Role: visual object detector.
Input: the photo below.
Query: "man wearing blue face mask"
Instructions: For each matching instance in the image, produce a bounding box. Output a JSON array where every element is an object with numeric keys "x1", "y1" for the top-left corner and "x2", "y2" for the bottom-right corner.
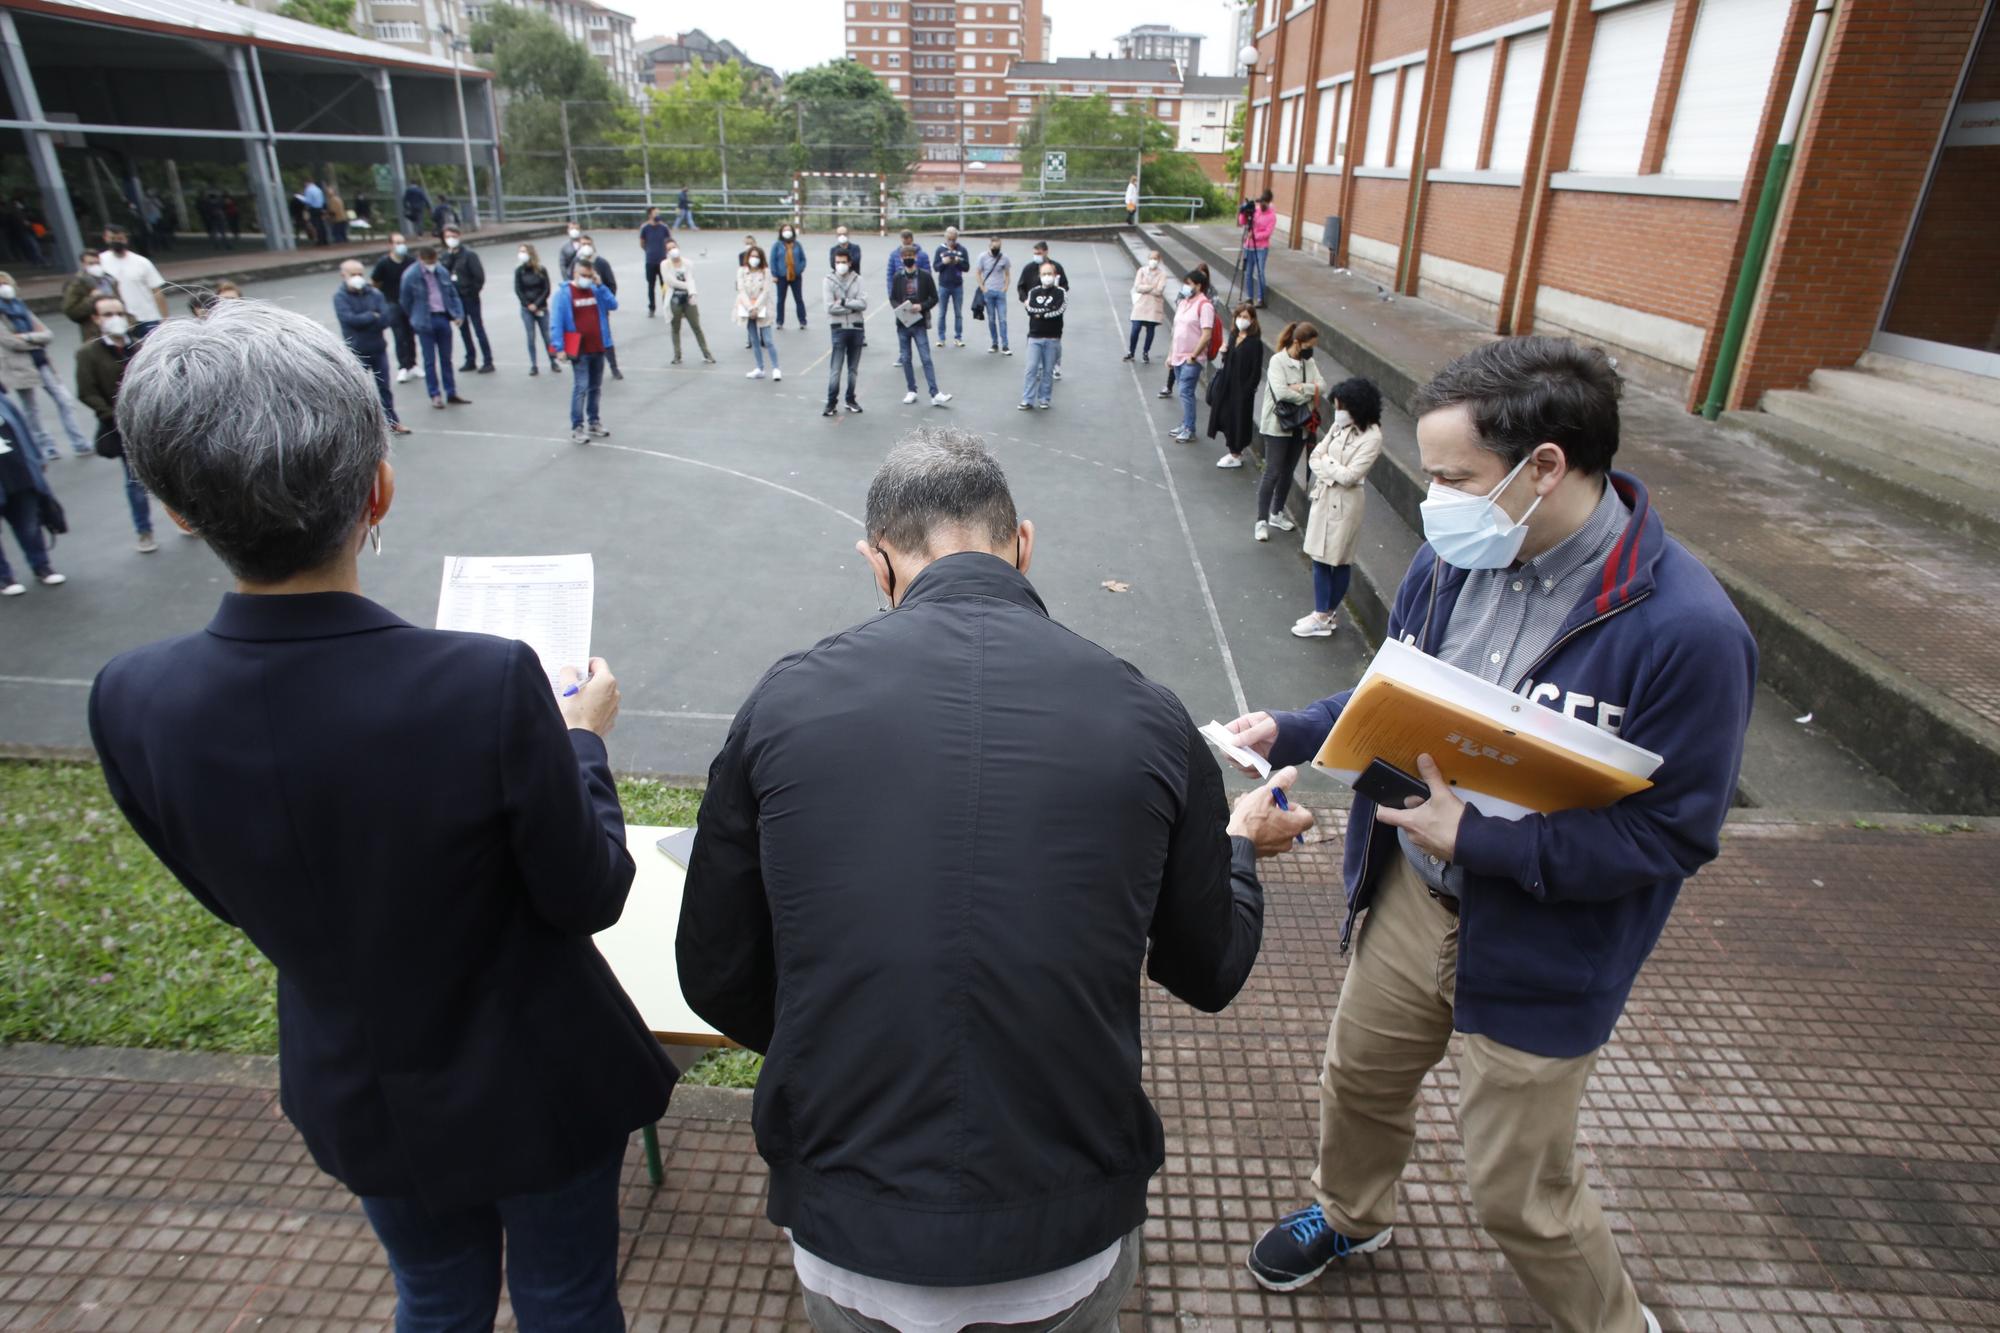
[{"x1": 1219, "y1": 336, "x2": 1754, "y2": 1333}]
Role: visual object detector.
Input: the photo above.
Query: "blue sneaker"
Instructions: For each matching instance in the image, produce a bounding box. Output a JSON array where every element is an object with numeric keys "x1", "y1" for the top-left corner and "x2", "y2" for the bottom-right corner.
[{"x1": 1246, "y1": 1203, "x2": 1392, "y2": 1291}]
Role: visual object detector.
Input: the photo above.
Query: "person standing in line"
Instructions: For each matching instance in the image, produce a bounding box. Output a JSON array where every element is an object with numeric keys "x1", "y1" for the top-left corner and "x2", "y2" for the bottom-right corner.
[
  {"x1": 93, "y1": 302, "x2": 673, "y2": 1332},
  {"x1": 889, "y1": 245, "x2": 950, "y2": 408},
  {"x1": 333, "y1": 260, "x2": 411, "y2": 438},
  {"x1": 1167, "y1": 269, "x2": 1217, "y2": 444},
  {"x1": 549, "y1": 258, "x2": 617, "y2": 445},
  {"x1": 770, "y1": 224, "x2": 808, "y2": 330},
  {"x1": 371, "y1": 233, "x2": 418, "y2": 385},
  {"x1": 1157, "y1": 262, "x2": 1211, "y2": 399},
  {"x1": 735, "y1": 244, "x2": 781, "y2": 382},
  {"x1": 97, "y1": 229, "x2": 167, "y2": 339},
  {"x1": 397, "y1": 245, "x2": 471, "y2": 411},
  {"x1": 440, "y1": 226, "x2": 495, "y2": 376},
  {"x1": 1125, "y1": 173, "x2": 1140, "y2": 226},
  {"x1": 74, "y1": 295, "x2": 155, "y2": 553},
  {"x1": 514, "y1": 243, "x2": 559, "y2": 377},
  {"x1": 1019, "y1": 258, "x2": 1065, "y2": 411},
  {"x1": 822, "y1": 250, "x2": 868, "y2": 417},
  {"x1": 829, "y1": 224, "x2": 863, "y2": 274},
  {"x1": 558, "y1": 222, "x2": 583, "y2": 281},
  {"x1": 734, "y1": 234, "x2": 760, "y2": 351},
  {"x1": 664, "y1": 245, "x2": 715, "y2": 367},
  {"x1": 0, "y1": 273, "x2": 91, "y2": 459},
  {"x1": 885, "y1": 229, "x2": 931, "y2": 368},
  {"x1": 430, "y1": 195, "x2": 458, "y2": 241},
  {"x1": 1015, "y1": 241, "x2": 1069, "y2": 379},
  {"x1": 1127, "y1": 249, "x2": 1169, "y2": 363},
  {"x1": 932, "y1": 226, "x2": 968, "y2": 348},
  {"x1": 976, "y1": 237, "x2": 1011, "y2": 355},
  {"x1": 0, "y1": 389, "x2": 65, "y2": 597},
  {"x1": 1254, "y1": 321, "x2": 1325, "y2": 542},
  {"x1": 638, "y1": 207, "x2": 674, "y2": 318},
  {"x1": 576, "y1": 237, "x2": 624, "y2": 381},
  {"x1": 401, "y1": 180, "x2": 430, "y2": 238},
  {"x1": 1293, "y1": 377, "x2": 1383, "y2": 638},
  {"x1": 1207, "y1": 303, "x2": 1266, "y2": 469},
  {"x1": 1224, "y1": 339, "x2": 1751, "y2": 1333},
  {"x1": 1243, "y1": 189, "x2": 1277, "y2": 308},
  {"x1": 298, "y1": 177, "x2": 329, "y2": 246},
  {"x1": 61, "y1": 249, "x2": 119, "y2": 346}
]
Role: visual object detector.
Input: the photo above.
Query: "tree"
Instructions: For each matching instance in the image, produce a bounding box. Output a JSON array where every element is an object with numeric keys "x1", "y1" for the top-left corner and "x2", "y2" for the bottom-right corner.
[
  {"x1": 273, "y1": 0, "x2": 354, "y2": 31},
  {"x1": 648, "y1": 60, "x2": 789, "y2": 203},
  {"x1": 780, "y1": 60, "x2": 914, "y2": 185},
  {"x1": 471, "y1": 7, "x2": 630, "y2": 199},
  {"x1": 1016, "y1": 92, "x2": 1228, "y2": 218},
  {"x1": 1223, "y1": 100, "x2": 1247, "y2": 192}
]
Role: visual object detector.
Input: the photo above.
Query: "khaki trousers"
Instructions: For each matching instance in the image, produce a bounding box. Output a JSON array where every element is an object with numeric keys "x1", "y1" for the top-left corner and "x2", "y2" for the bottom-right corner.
[{"x1": 1312, "y1": 855, "x2": 1643, "y2": 1333}]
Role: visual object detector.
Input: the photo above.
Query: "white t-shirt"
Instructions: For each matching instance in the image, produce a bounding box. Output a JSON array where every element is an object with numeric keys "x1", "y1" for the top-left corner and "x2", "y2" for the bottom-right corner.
[
  {"x1": 98, "y1": 251, "x2": 166, "y2": 324},
  {"x1": 1126, "y1": 182, "x2": 1139, "y2": 208},
  {"x1": 791, "y1": 1238, "x2": 1121, "y2": 1333}
]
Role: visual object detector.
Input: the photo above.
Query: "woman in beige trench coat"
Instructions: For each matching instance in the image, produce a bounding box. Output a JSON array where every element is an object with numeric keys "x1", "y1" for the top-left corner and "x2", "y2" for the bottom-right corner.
[{"x1": 1294, "y1": 375, "x2": 1384, "y2": 638}]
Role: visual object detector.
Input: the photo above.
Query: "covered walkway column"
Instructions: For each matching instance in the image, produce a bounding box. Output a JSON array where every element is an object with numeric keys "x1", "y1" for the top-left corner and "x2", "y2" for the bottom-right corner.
[
  {"x1": 0, "y1": 9, "x2": 82, "y2": 272},
  {"x1": 375, "y1": 68, "x2": 409, "y2": 213},
  {"x1": 225, "y1": 45, "x2": 292, "y2": 251}
]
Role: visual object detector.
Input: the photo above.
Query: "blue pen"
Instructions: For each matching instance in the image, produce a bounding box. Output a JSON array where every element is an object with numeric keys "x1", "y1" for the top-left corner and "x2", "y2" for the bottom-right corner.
[
  {"x1": 561, "y1": 671, "x2": 592, "y2": 698},
  {"x1": 1271, "y1": 786, "x2": 1306, "y2": 844}
]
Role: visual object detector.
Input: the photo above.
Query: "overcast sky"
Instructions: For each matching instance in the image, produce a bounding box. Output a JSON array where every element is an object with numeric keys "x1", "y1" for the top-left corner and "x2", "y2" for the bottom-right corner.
[{"x1": 619, "y1": 0, "x2": 1248, "y2": 79}]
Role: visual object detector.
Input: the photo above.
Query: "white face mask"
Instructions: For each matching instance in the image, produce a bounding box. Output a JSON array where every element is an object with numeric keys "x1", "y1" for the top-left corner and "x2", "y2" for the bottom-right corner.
[
  {"x1": 0, "y1": 285, "x2": 15, "y2": 301},
  {"x1": 101, "y1": 316, "x2": 129, "y2": 337},
  {"x1": 781, "y1": 230, "x2": 794, "y2": 240},
  {"x1": 837, "y1": 233, "x2": 848, "y2": 242},
  {"x1": 446, "y1": 236, "x2": 461, "y2": 249},
  {"x1": 1419, "y1": 456, "x2": 1545, "y2": 571},
  {"x1": 1332, "y1": 408, "x2": 1353, "y2": 429},
  {"x1": 1235, "y1": 317, "x2": 1252, "y2": 332},
  {"x1": 577, "y1": 246, "x2": 594, "y2": 260},
  {"x1": 567, "y1": 228, "x2": 580, "y2": 239},
  {"x1": 1178, "y1": 284, "x2": 1193, "y2": 299},
  {"x1": 748, "y1": 256, "x2": 762, "y2": 268},
  {"x1": 835, "y1": 262, "x2": 850, "y2": 274},
  {"x1": 1147, "y1": 258, "x2": 1160, "y2": 269},
  {"x1": 517, "y1": 251, "x2": 529, "y2": 263},
  {"x1": 1040, "y1": 273, "x2": 1057, "y2": 287},
  {"x1": 393, "y1": 244, "x2": 407, "y2": 257},
  {"x1": 85, "y1": 264, "x2": 105, "y2": 276},
  {"x1": 345, "y1": 275, "x2": 367, "y2": 291},
  {"x1": 667, "y1": 250, "x2": 680, "y2": 263}
]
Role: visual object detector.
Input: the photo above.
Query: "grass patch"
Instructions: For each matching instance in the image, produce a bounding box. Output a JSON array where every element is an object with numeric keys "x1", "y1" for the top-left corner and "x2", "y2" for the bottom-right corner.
[
  {"x1": 1, "y1": 758, "x2": 703, "y2": 1055},
  {"x1": 681, "y1": 1048, "x2": 763, "y2": 1088}
]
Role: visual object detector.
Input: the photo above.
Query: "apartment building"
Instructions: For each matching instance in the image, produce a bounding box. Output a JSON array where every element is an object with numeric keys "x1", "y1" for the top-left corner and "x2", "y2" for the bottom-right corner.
[
  {"x1": 237, "y1": 0, "x2": 468, "y2": 61},
  {"x1": 1003, "y1": 57, "x2": 1185, "y2": 138},
  {"x1": 843, "y1": 0, "x2": 1046, "y2": 178},
  {"x1": 641, "y1": 30, "x2": 778, "y2": 91},
  {"x1": 462, "y1": 0, "x2": 642, "y2": 99},
  {"x1": 1116, "y1": 23, "x2": 1203, "y2": 72},
  {"x1": 1238, "y1": 0, "x2": 2000, "y2": 410},
  {"x1": 1177, "y1": 73, "x2": 1242, "y2": 183}
]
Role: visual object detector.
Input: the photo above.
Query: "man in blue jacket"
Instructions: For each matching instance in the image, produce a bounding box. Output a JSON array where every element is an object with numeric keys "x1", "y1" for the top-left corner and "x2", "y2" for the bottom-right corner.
[
  {"x1": 1225, "y1": 336, "x2": 1754, "y2": 1333},
  {"x1": 332, "y1": 260, "x2": 410, "y2": 436},
  {"x1": 548, "y1": 257, "x2": 617, "y2": 446},
  {"x1": 397, "y1": 246, "x2": 470, "y2": 411},
  {"x1": 931, "y1": 225, "x2": 969, "y2": 349}
]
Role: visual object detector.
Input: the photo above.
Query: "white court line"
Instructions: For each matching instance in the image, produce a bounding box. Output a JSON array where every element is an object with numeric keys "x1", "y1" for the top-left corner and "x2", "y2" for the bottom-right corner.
[
  {"x1": 1088, "y1": 247, "x2": 1248, "y2": 718},
  {"x1": 626, "y1": 709, "x2": 737, "y2": 723},
  {"x1": 0, "y1": 675, "x2": 92, "y2": 689}
]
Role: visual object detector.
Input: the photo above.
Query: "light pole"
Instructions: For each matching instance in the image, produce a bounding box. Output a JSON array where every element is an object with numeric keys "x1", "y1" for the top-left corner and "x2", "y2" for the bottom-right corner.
[{"x1": 440, "y1": 24, "x2": 481, "y2": 229}]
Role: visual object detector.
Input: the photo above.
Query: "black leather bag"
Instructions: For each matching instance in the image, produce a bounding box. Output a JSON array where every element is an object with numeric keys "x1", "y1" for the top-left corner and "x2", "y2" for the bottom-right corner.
[
  {"x1": 37, "y1": 489, "x2": 67, "y2": 546},
  {"x1": 93, "y1": 424, "x2": 122, "y2": 460}
]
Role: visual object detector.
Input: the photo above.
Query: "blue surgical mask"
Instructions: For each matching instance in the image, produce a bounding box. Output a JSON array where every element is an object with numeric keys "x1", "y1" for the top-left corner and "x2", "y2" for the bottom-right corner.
[
  {"x1": 1178, "y1": 284, "x2": 1193, "y2": 299},
  {"x1": 1418, "y1": 456, "x2": 1544, "y2": 570}
]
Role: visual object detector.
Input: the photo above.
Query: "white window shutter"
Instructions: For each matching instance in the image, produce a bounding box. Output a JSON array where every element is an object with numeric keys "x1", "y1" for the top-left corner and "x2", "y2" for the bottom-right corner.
[
  {"x1": 1440, "y1": 45, "x2": 1495, "y2": 171},
  {"x1": 1364, "y1": 71, "x2": 1397, "y2": 165},
  {"x1": 1568, "y1": 0, "x2": 1674, "y2": 174},
  {"x1": 1488, "y1": 30, "x2": 1549, "y2": 173},
  {"x1": 1336, "y1": 80, "x2": 1354, "y2": 167},
  {"x1": 1662, "y1": 0, "x2": 1791, "y2": 179},
  {"x1": 1393, "y1": 62, "x2": 1427, "y2": 168},
  {"x1": 1313, "y1": 87, "x2": 1338, "y2": 164}
]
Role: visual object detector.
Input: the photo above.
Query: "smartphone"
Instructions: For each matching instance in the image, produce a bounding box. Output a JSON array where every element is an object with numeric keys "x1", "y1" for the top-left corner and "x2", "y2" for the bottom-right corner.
[{"x1": 1353, "y1": 758, "x2": 1432, "y2": 809}]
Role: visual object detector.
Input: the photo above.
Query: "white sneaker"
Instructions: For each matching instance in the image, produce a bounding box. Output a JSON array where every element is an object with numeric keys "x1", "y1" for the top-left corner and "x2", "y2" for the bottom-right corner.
[
  {"x1": 937, "y1": 338, "x2": 947, "y2": 347},
  {"x1": 747, "y1": 368, "x2": 765, "y2": 379},
  {"x1": 1017, "y1": 402, "x2": 1032, "y2": 410},
  {"x1": 1, "y1": 583, "x2": 23, "y2": 596},
  {"x1": 903, "y1": 391, "x2": 919, "y2": 404},
  {"x1": 38, "y1": 572, "x2": 66, "y2": 586},
  {"x1": 1053, "y1": 367, "x2": 1062, "y2": 379},
  {"x1": 1291, "y1": 613, "x2": 1335, "y2": 639},
  {"x1": 1267, "y1": 511, "x2": 1296, "y2": 532},
  {"x1": 772, "y1": 368, "x2": 783, "y2": 381},
  {"x1": 1216, "y1": 453, "x2": 1244, "y2": 468},
  {"x1": 135, "y1": 533, "x2": 158, "y2": 554},
  {"x1": 395, "y1": 367, "x2": 410, "y2": 383},
  {"x1": 931, "y1": 392, "x2": 953, "y2": 407},
  {"x1": 1642, "y1": 1308, "x2": 1661, "y2": 1333},
  {"x1": 1254, "y1": 521, "x2": 1269, "y2": 542}
]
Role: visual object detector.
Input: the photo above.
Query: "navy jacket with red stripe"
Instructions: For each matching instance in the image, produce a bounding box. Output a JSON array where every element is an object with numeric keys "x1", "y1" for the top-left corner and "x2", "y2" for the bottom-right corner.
[{"x1": 1269, "y1": 470, "x2": 1757, "y2": 1058}]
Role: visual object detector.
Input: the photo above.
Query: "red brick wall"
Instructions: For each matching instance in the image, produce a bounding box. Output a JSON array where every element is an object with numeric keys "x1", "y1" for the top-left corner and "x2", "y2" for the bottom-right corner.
[
  {"x1": 1733, "y1": 0, "x2": 1992, "y2": 406},
  {"x1": 1537, "y1": 192, "x2": 1742, "y2": 327},
  {"x1": 1369, "y1": 0, "x2": 1434, "y2": 58},
  {"x1": 1454, "y1": 0, "x2": 1554, "y2": 34},
  {"x1": 1420, "y1": 182, "x2": 1522, "y2": 273},
  {"x1": 1350, "y1": 174, "x2": 1410, "y2": 245},
  {"x1": 1319, "y1": 0, "x2": 1367, "y2": 76},
  {"x1": 1281, "y1": 9, "x2": 1317, "y2": 89}
]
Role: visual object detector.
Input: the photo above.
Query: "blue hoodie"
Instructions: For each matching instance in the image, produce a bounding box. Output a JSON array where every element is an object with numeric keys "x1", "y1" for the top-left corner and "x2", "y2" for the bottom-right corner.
[{"x1": 1267, "y1": 472, "x2": 1756, "y2": 1058}]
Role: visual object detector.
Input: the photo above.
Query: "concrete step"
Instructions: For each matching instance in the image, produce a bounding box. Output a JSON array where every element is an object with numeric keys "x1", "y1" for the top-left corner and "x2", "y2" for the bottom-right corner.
[
  {"x1": 1759, "y1": 389, "x2": 2000, "y2": 490},
  {"x1": 1806, "y1": 368, "x2": 2000, "y2": 449},
  {"x1": 1724, "y1": 405, "x2": 2000, "y2": 550},
  {"x1": 1859, "y1": 350, "x2": 2000, "y2": 408}
]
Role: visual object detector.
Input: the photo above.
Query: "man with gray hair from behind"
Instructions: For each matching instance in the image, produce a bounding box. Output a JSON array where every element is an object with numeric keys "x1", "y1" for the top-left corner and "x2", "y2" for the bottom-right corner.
[
  {"x1": 679, "y1": 427, "x2": 1314, "y2": 1332},
  {"x1": 88, "y1": 300, "x2": 673, "y2": 1330}
]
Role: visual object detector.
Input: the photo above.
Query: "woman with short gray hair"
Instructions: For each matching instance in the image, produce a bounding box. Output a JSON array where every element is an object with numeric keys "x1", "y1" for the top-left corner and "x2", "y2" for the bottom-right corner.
[{"x1": 89, "y1": 300, "x2": 675, "y2": 1329}]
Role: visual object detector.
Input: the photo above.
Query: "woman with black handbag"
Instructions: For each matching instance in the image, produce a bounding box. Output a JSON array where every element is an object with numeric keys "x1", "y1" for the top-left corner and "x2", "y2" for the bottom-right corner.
[
  {"x1": 0, "y1": 390, "x2": 65, "y2": 596},
  {"x1": 1254, "y1": 321, "x2": 1325, "y2": 542},
  {"x1": 1207, "y1": 303, "x2": 1266, "y2": 469}
]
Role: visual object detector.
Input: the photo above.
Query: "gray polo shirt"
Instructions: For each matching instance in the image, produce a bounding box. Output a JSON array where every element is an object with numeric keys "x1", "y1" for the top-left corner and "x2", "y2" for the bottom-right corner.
[{"x1": 1402, "y1": 480, "x2": 1630, "y2": 894}]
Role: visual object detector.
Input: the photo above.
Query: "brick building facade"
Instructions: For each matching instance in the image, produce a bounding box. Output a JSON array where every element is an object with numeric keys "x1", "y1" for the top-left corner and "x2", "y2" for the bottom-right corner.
[
  {"x1": 842, "y1": 0, "x2": 1045, "y2": 181},
  {"x1": 1240, "y1": 0, "x2": 1998, "y2": 409}
]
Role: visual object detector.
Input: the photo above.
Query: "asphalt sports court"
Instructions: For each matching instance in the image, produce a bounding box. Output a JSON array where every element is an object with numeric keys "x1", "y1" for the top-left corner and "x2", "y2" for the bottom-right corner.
[{"x1": 0, "y1": 231, "x2": 1366, "y2": 790}]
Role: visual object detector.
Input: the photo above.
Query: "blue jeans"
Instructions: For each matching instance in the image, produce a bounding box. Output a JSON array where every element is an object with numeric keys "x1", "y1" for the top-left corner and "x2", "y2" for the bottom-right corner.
[
  {"x1": 359, "y1": 345, "x2": 400, "y2": 425},
  {"x1": 748, "y1": 322, "x2": 779, "y2": 371},
  {"x1": 359, "y1": 1148, "x2": 625, "y2": 1333},
  {"x1": 1312, "y1": 560, "x2": 1352, "y2": 614},
  {"x1": 34, "y1": 365, "x2": 91, "y2": 455},
  {"x1": 569, "y1": 351, "x2": 605, "y2": 428},
  {"x1": 0, "y1": 488, "x2": 52, "y2": 583},
  {"x1": 416, "y1": 311, "x2": 457, "y2": 398},
  {"x1": 1173, "y1": 360, "x2": 1201, "y2": 435},
  {"x1": 936, "y1": 287, "x2": 962, "y2": 339},
  {"x1": 1022, "y1": 337, "x2": 1058, "y2": 406},
  {"x1": 1244, "y1": 248, "x2": 1269, "y2": 303},
  {"x1": 521, "y1": 307, "x2": 551, "y2": 368},
  {"x1": 897, "y1": 323, "x2": 937, "y2": 395},
  {"x1": 774, "y1": 277, "x2": 806, "y2": 326},
  {"x1": 7, "y1": 385, "x2": 59, "y2": 459},
  {"x1": 827, "y1": 327, "x2": 863, "y2": 404},
  {"x1": 1128, "y1": 320, "x2": 1158, "y2": 357},
  {"x1": 674, "y1": 205, "x2": 695, "y2": 229},
  {"x1": 983, "y1": 291, "x2": 1009, "y2": 349},
  {"x1": 120, "y1": 453, "x2": 152, "y2": 536}
]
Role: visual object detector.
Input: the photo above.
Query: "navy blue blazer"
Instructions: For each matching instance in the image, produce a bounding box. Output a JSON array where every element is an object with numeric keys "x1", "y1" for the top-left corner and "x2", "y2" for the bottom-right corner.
[{"x1": 89, "y1": 592, "x2": 675, "y2": 1206}]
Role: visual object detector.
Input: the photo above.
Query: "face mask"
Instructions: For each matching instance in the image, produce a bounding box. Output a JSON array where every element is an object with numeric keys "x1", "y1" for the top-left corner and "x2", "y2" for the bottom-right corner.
[
  {"x1": 1040, "y1": 274, "x2": 1057, "y2": 287},
  {"x1": 421, "y1": 263, "x2": 436, "y2": 273},
  {"x1": 393, "y1": 244, "x2": 408, "y2": 257},
  {"x1": 1333, "y1": 408, "x2": 1353, "y2": 429},
  {"x1": 1235, "y1": 317, "x2": 1251, "y2": 332},
  {"x1": 346, "y1": 275, "x2": 367, "y2": 291},
  {"x1": 517, "y1": 251, "x2": 530, "y2": 263},
  {"x1": 1419, "y1": 455, "x2": 1545, "y2": 571},
  {"x1": 748, "y1": 257, "x2": 762, "y2": 268},
  {"x1": 101, "y1": 316, "x2": 129, "y2": 337},
  {"x1": 667, "y1": 250, "x2": 680, "y2": 262},
  {"x1": 445, "y1": 236, "x2": 460, "y2": 249},
  {"x1": 990, "y1": 245, "x2": 1001, "y2": 254},
  {"x1": 782, "y1": 230, "x2": 794, "y2": 240},
  {"x1": 1147, "y1": 258, "x2": 1160, "y2": 269},
  {"x1": 109, "y1": 243, "x2": 128, "y2": 255},
  {"x1": 837, "y1": 234, "x2": 848, "y2": 243},
  {"x1": 578, "y1": 246, "x2": 594, "y2": 260},
  {"x1": 835, "y1": 262, "x2": 850, "y2": 274},
  {"x1": 1297, "y1": 346, "x2": 1314, "y2": 361},
  {"x1": 567, "y1": 228, "x2": 580, "y2": 239},
  {"x1": 0, "y1": 285, "x2": 14, "y2": 301},
  {"x1": 904, "y1": 262, "x2": 917, "y2": 273},
  {"x1": 1178, "y1": 284, "x2": 1193, "y2": 299},
  {"x1": 85, "y1": 264, "x2": 104, "y2": 276}
]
